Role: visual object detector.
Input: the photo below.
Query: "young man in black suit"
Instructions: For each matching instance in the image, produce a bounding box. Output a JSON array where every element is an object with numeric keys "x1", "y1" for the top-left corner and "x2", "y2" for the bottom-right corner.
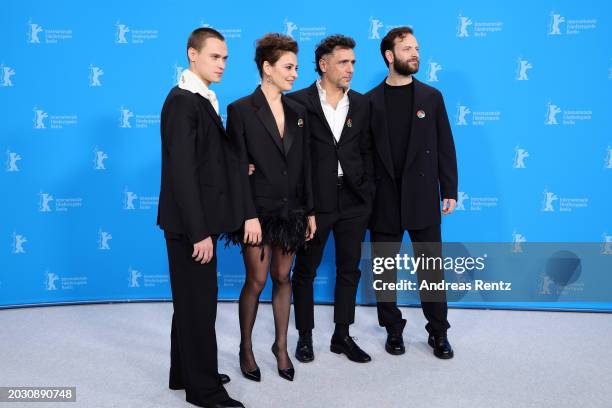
[
  {"x1": 157, "y1": 28, "x2": 244, "y2": 408},
  {"x1": 366, "y1": 26, "x2": 458, "y2": 359},
  {"x1": 288, "y1": 35, "x2": 376, "y2": 363}
]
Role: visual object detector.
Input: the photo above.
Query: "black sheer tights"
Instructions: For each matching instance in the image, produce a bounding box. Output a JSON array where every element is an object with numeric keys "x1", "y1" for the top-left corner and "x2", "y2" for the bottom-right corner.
[{"x1": 239, "y1": 245, "x2": 294, "y2": 371}]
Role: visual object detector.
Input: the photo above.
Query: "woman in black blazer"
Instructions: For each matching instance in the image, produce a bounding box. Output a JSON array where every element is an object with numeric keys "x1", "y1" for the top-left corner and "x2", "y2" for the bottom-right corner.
[{"x1": 225, "y1": 33, "x2": 316, "y2": 382}]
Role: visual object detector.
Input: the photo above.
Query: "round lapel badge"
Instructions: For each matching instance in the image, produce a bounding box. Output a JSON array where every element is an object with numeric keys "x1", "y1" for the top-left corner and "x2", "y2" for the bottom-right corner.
[{"x1": 417, "y1": 110, "x2": 426, "y2": 119}]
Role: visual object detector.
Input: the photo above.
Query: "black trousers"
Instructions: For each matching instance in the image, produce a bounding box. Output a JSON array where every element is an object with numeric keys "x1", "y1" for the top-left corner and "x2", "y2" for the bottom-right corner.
[
  {"x1": 292, "y1": 185, "x2": 370, "y2": 332},
  {"x1": 371, "y1": 224, "x2": 450, "y2": 337},
  {"x1": 165, "y1": 234, "x2": 228, "y2": 406}
]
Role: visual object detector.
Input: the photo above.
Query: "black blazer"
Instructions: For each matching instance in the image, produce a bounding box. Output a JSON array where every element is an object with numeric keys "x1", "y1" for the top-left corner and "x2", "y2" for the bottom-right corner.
[
  {"x1": 157, "y1": 86, "x2": 244, "y2": 243},
  {"x1": 226, "y1": 86, "x2": 313, "y2": 220},
  {"x1": 366, "y1": 78, "x2": 458, "y2": 233},
  {"x1": 287, "y1": 82, "x2": 375, "y2": 214}
]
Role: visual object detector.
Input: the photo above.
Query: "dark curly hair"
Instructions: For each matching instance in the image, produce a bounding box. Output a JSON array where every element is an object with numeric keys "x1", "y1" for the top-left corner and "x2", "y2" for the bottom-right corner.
[
  {"x1": 314, "y1": 34, "x2": 356, "y2": 75},
  {"x1": 254, "y1": 33, "x2": 299, "y2": 77}
]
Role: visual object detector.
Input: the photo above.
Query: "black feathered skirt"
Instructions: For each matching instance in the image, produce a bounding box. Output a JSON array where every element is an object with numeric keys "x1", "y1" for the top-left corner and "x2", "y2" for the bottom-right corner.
[{"x1": 222, "y1": 209, "x2": 309, "y2": 255}]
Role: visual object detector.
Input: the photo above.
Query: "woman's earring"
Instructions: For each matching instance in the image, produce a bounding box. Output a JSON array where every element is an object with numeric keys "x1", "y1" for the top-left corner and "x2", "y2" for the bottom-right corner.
[{"x1": 266, "y1": 75, "x2": 273, "y2": 83}]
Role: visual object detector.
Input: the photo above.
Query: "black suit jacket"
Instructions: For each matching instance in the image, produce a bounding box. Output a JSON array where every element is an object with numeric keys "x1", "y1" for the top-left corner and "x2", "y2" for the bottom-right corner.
[
  {"x1": 157, "y1": 86, "x2": 244, "y2": 243},
  {"x1": 287, "y1": 82, "x2": 375, "y2": 214},
  {"x1": 366, "y1": 78, "x2": 458, "y2": 233},
  {"x1": 226, "y1": 86, "x2": 313, "y2": 220}
]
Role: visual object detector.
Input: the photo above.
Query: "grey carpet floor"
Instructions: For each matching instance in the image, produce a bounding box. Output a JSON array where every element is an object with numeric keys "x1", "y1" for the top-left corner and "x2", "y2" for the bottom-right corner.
[{"x1": 0, "y1": 302, "x2": 610, "y2": 408}]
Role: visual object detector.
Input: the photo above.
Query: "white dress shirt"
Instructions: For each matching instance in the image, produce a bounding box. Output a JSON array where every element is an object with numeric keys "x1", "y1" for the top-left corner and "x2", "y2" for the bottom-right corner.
[
  {"x1": 178, "y1": 68, "x2": 220, "y2": 115},
  {"x1": 316, "y1": 79, "x2": 349, "y2": 177}
]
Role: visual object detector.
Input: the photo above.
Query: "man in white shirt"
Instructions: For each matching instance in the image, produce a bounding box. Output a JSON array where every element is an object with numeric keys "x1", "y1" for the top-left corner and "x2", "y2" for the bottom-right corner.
[
  {"x1": 287, "y1": 35, "x2": 376, "y2": 364},
  {"x1": 158, "y1": 27, "x2": 245, "y2": 408}
]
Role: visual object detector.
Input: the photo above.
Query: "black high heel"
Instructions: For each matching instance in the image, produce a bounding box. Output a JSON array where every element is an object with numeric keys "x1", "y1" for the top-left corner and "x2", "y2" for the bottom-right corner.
[
  {"x1": 271, "y1": 343, "x2": 295, "y2": 381},
  {"x1": 239, "y1": 347, "x2": 261, "y2": 382}
]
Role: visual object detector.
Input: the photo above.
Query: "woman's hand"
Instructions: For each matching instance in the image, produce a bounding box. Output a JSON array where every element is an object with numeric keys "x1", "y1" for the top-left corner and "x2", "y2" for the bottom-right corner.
[{"x1": 244, "y1": 218, "x2": 262, "y2": 245}]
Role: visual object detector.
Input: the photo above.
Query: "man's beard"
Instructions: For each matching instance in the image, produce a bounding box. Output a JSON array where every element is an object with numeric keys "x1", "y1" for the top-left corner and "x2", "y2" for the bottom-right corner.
[{"x1": 393, "y1": 56, "x2": 419, "y2": 76}]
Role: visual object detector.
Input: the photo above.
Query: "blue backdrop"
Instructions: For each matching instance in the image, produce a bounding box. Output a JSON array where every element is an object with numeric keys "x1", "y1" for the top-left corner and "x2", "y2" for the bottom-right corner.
[{"x1": 1, "y1": 0, "x2": 610, "y2": 310}]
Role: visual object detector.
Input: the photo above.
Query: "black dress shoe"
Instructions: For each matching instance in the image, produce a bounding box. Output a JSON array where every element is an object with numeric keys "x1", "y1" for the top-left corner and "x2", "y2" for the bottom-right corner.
[
  {"x1": 428, "y1": 335, "x2": 454, "y2": 359},
  {"x1": 206, "y1": 397, "x2": 245, "y2": 408},
  {"x1": 219, "y1": 373, "x2": 231, "y2": 384},
  {"x1": 330, "y1": 334, "x2": 371, "y2": 363},
  {"x1": 295, "y1": 333, "x2": 314, "y2": 363},
  {"x1": 271, "y1": 343, "x2": 295, "y2": 381},
  {"x1": 385, "y1": 333, "x2": 405, "y2": 355},
  {"x1": 239, "y1": 349, "x2": 261, "y2": 382}
]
